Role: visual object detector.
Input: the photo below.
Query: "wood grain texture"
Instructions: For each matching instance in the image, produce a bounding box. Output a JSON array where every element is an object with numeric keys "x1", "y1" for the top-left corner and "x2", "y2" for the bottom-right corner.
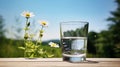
[{"x1": 0, "y1": 58, "x2": 120, "y2": 67}]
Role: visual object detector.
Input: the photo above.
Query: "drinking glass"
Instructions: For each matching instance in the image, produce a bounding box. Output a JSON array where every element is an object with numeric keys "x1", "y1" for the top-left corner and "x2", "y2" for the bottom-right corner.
[{"x1": 60, "y1": 21, "x2": 89, "y2": 62}]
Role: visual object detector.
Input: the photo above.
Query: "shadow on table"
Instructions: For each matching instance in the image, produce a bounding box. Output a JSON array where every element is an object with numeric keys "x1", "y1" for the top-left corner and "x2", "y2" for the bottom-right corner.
[{"x1": 67, "y1": 60, "x2": 99, "y2": 64}]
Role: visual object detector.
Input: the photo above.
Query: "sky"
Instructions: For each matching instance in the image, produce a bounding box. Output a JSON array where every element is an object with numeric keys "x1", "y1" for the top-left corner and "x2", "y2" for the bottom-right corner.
[{"x1": 0, "y1": 0, "x2": 117, "y2": 40}]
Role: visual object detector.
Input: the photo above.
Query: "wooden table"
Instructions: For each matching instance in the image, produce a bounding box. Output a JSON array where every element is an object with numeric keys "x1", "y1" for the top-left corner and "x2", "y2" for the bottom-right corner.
[{"x1": 0, "y1": 58, "x2": 120, "y2": 67}]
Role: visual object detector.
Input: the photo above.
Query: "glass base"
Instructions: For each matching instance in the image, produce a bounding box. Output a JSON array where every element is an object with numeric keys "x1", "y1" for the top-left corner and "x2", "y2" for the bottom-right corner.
[
  {"x1": 70, "y1": 57, "x2": 86, "y2": 62},
  {"x1": 63, "y1": 53, "x2": 86, "y2": 63},
  {"x1": 63, "y1": 56, "x2": 86, "y2": 63}
]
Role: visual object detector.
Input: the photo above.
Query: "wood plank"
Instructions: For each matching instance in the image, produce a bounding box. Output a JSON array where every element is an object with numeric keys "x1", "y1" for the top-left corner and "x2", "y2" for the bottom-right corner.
[{"x1": 0, "y1": 58, "x2": 120, "y2": 67}]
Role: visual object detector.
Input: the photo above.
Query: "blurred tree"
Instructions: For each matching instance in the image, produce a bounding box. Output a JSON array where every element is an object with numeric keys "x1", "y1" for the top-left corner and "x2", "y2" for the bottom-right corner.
[
  {"x1": 0, "y1": 15, "x2": 4, "y2": 37},
  {"x1": 95, "y1": 31, "x2": 115, "y2": 57},
  {"x1": 87, "y1": 31, "x2": 97, "y2": 54},
  {"x1": 107, "y1": 0, "x2": 120, "y2": 57},
  {"x1": 87, "y1": 0, "x2": 120, "y2": 58}
]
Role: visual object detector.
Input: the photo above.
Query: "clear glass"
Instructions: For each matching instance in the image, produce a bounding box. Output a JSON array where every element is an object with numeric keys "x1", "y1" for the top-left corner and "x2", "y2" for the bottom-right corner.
[{"x1": 60, "y1": 21, "x2": 89, "y2": 62}]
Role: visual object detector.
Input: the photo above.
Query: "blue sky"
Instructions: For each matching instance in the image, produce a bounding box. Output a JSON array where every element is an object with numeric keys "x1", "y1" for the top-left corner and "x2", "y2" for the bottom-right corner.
[{"x1": 0, "y1": 0, "x2": 117, "y2": 40}]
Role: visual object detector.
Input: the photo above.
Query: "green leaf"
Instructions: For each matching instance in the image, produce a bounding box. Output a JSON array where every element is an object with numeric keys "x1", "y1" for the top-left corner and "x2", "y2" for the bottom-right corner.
[
  {"x1": 38, "y1": 48, "x2": 44, "y2": 54},
  {"x1": 35, "y1": 45, "x2": 39, "y2": 49},
  {"x1": 31, "y1": 45, "x2": 35, "y2": 49},
  {"x1": 48, "y1": 54, "x2": 54, "y2": 58},
  {"x1": 26, "y1": 49, "x2": 34, "y2": 52},
  {"x1": 29, "y1": 53, "x2": 34, "y2": 58},
  {"x1": 25, "y1": 42, "x2": 32, "y2": 47},
  {"x1": 18, "y1": 47, "x2": 25, "y2": 50}
]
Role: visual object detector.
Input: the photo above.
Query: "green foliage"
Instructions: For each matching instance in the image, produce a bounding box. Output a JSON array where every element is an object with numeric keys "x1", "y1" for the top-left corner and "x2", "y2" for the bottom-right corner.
[
  {"x1": 0, "y1": 38, "x2": 62, "y2": 58},
  {"x1": 106, "y1": 0, "x2": 120, "y2": 57},
  {"x1": 41, "y1": 45, "x2": 62, "y2": 57},
  {"x1": 0, "y1": 38, "x2": 24, "y2": 57},
  {"x1": 87, "y1": 31, "x2": 97, "y2": 54},
  {"x1": 87, "y1": 0, "x2": 120, "y2": 58}
]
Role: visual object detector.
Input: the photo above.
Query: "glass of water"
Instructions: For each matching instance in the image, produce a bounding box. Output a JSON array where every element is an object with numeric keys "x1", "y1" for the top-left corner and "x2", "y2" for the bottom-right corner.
[{"x1": 60, "y1": 21, "x2": 89, "y2": 62}]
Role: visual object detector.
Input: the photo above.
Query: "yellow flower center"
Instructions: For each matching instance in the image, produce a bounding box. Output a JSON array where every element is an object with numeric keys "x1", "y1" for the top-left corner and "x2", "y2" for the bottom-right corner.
[
  {"x1": 26, "y1": 13, "x2": 30, "y2": 18},
  {"x1": 42, "y1": 22, "x2": 46, "y2": 25}
]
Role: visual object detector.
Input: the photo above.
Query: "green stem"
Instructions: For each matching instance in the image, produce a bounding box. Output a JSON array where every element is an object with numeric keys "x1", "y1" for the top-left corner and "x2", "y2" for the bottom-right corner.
[
  {"x1": 35, "y1": 37, "x2": 40, "y2": 46},
  {"x1": 25, "y1": 18, "x2": 29, "y2": 33},
  {"x1": 39, "y1": 26, "x2": 44, "y2": 45},
  {"x1": 35, "y1": 26, "x2": 44, "y2": 46},
  {"x1": 39, "y1": 36, "x2": 42, "y2": 45},
  {"x1": 24, "y1": 18, "x2": 29, "y2": 57}
]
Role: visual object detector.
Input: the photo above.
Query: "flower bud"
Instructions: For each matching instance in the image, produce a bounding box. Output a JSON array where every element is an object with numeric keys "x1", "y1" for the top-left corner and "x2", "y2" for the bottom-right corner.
[
  {"x1": 40, "y1": 33, "x2": 43, "y2": 37},
  {"x1": 27, "y1": 22, "x2": 30, "y2": 27},
  {"x1": 24, "y1": 33, "x2": 29, "y2": 39}
]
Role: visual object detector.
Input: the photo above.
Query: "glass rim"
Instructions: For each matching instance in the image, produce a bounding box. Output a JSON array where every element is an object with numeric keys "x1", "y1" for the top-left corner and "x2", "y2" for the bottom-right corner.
[{"x1": 60, "y1": 21, "x2": 89, "y2": 25}]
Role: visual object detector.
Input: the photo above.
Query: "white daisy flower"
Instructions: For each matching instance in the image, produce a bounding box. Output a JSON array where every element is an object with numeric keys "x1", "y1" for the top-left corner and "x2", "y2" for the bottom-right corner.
[
  {"x1": 39, "y1": 20, "x2": 48, "y2": 27},
  {"x1": 49, "y1": 42, "x2": 59, "y2": 48},
  {"x1": 21, "y1": 11, "x2": 35, "y2": 18}
]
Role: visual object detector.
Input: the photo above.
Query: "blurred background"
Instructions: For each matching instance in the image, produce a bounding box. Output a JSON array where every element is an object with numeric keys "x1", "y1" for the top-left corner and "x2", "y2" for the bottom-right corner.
[{"x1": 0, "y1": 0, "x2": 120, "y2": 58}]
